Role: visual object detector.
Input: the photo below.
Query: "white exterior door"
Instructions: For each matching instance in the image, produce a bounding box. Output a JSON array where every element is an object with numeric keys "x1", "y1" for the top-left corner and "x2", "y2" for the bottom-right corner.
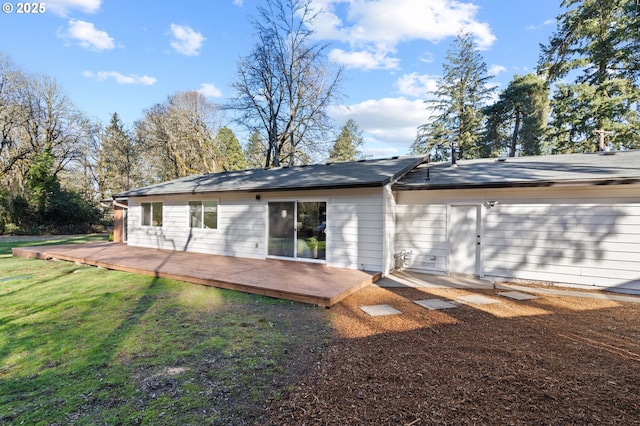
[{"x1": 449, "y1": 205, "x2": 481, "y2": 276}]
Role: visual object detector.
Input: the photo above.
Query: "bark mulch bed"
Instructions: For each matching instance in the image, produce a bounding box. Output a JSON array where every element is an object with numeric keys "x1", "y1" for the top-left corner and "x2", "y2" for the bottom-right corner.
[{"x1": 266, "y1": 284, "x2": 640, "y2": 425}]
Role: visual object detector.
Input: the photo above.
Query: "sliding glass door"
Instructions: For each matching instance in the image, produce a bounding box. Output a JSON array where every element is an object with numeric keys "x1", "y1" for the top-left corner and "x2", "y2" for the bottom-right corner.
[
  {"x1": 268, "y1": 202, "x2": 295, "y2": 257},
  {"x1": 296, "y1": 202, "x2": 326, "y2": 260},
  {"x1": 268, "y1": 201, "x2": 326, "y2": 261}
]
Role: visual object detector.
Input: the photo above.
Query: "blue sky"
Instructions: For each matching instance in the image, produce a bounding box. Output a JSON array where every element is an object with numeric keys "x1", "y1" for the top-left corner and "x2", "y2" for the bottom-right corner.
[{"x1": 0, "y1": 0, "x2": 562, "y2": 158}]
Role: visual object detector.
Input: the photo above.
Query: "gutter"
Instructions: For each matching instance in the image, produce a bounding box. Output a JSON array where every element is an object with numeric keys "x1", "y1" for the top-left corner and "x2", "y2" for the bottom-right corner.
[
  {"x1": 113, "y1": 182, "x2": 396, "y2": 198},
  {"x1": 112, "y1": 199, "x2": 129, "y2": 209},
  {"x1": 393, "y1": 177, "x2": 640, "y2": 191}
]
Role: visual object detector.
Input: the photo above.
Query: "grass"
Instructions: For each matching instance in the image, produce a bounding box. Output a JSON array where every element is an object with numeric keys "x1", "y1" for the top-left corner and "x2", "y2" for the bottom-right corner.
[{"x1": 0, "y1": 236, "x2": 331, "y2": 425}]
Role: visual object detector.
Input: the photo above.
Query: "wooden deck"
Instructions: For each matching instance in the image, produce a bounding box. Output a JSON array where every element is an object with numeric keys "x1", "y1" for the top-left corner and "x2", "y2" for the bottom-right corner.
[{"x1": 12, "y1": 242, "x2": 379, "y2": 307}]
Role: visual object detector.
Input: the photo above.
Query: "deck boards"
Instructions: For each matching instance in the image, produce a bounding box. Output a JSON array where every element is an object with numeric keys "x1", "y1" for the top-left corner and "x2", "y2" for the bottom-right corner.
[{"x1": 12, "y1": 242, "x2": 379, "y2": 307}]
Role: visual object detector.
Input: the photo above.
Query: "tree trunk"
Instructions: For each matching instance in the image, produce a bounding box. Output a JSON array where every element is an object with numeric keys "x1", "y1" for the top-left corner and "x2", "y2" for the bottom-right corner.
[{"x1": 510, "y1": 107, "x2": 521, "y2": 157}]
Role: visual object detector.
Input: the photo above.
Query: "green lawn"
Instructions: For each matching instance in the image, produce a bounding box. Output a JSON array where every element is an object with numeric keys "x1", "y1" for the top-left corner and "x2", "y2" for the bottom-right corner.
[{"x1": 0, "y1": 237, "x2": 331, "y2": 425}]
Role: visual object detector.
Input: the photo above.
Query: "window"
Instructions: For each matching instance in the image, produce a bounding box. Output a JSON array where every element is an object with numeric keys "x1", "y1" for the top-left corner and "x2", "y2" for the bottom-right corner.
[
  {"x1": 189, "y1": 200, "x2": 218, "y2": 229},
  {"x1": 141, "y1": 202, "x2": 163, "y2": 226}
]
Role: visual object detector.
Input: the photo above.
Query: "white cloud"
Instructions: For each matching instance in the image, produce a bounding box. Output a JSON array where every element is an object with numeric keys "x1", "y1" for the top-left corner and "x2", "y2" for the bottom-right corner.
[
  {"x1": 83, "y1": 70, "x2": 156, "y2": 85},
  {"x1": 527, "y1": 19, "x2": 556, "y2": 30},
  {"x1": 60, "y1": 20, "x2": 114, "y2": 51},
  {"x1": 170, "y1": 24, "x2": 205, "y2": 56},
  {"x1": 197, "y1": 83, "x2": 223, "y2": 98},
  {"x1": 329, "y1": 97, "x2": 426, "y2": 152},
  {"x1": 419, "y1": 52, "x2": 435, "y2": 64},
  {"x1": 395, "y1": 73, "x2": 439, "y2": 97},
  {"x1": 489, "y1": 64, "x2": 507, "y2": 76},
  {"x1": 329, "y1": 48, "x2": 399, "y2": 70},
  {"x1": 363, "y1": 147, "x2": 401, "y2": 158},
  {"x1": 47, "y1": 0, "x2": 101, "y2": 16},
  {"x1": 311, "y1": 0, "x2": 496, "y2": 70},
  {"x1": 233, "y1": 0, "x2": 243, "y2": 5}
]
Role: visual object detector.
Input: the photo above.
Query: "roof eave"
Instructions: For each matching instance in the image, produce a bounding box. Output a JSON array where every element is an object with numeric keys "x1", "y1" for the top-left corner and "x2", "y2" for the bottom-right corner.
[
  {"x1": 382, "y1": 155, "x2": 429, "y2": 187},
  {"x1": 114, "y1": 181, "x2": 393, "y2": 198},
  {"x1": 393, "y1": 177, "x2": 640, "y2": 191}
]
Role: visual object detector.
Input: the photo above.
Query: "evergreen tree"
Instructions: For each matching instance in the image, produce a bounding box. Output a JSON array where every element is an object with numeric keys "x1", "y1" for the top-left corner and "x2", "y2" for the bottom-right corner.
[
  {"x1": 624, "y1": 0, "x2": 640, "y2": 82},
  {"x1": 216, "y1": 127, "x2": 248, "y2": 171},
  {"x1": 97, "y1": 112, "x2": 138, "y2": 198},
  {"x1": 539, "y1": 0, "x2": 640, "y2": 152},
  {"x1": 244, "y1": 131, "x2": 266, "y2": 169},
  {"x1": 27, "y1": 144, "x2": 59, "y2": 220},
  {"x1": 483, "y1": 74, "x2": 549, "y2": 157},
  {"x1": 329, "y1": 119, "x2": 364, "y2": 162},
  {"x1": 413, "y1": 32, "x2": 494, "y2": 161}
]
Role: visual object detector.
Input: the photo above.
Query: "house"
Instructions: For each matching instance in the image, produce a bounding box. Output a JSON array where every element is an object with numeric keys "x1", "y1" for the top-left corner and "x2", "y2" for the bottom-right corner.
[
  {"x1": 113, "y1": 156, "x2": 427, "y2": 276},
  {"x1": 392, "y1": 150, "x2": 640, "y2": 293},
  {"x1": 113, "y1": 150, "x2": 640, "y2": 293}
]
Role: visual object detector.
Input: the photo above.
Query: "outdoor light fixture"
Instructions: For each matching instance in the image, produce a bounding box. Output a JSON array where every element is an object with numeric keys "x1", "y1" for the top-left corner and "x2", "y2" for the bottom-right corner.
[{"x1": 486, "y1": 200, "x2": 499, "y2": 207}]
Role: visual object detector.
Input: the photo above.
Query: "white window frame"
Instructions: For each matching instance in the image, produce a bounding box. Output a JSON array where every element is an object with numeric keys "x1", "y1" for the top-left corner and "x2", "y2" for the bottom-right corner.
[
  {"x1": 189, "y1": 200, "x2": 218, "y2": 229},
  {"x1": 265, "y1": 198, "x2": 327, "y2": 263},
  {"x1": 141, "y1": 201, "x2": 163, "y2": 227}
]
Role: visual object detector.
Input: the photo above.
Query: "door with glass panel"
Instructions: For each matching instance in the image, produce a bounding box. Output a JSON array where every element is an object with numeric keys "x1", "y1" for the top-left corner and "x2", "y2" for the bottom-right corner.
[
  {"x1": 268, "y1": 202, "x2": 295, "y2": 257},
  {"x1": 268, "y1": 201, "x2": 326, "y2": 260},
  {"x1": 296, "y1": 202, "x2": 326, "y2": 260}
]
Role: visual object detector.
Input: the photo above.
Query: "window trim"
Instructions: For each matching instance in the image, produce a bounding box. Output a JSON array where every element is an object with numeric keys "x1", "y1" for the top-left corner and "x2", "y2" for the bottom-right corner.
[
  {"x1": 141, "y1": 201, "x2": 163, "y2": 227},
  {"x1": 189, "y1": 200, "x2": 218, "y2": 229}
]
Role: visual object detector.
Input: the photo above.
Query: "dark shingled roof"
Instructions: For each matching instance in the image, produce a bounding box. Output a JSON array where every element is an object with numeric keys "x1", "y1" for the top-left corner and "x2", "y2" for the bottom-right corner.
[
  {"x1": 115, "y1": 155, "x2": 428, "y2": 198},
  {"x1": 393, "y1": 150, "x2": 640, "y2": 190}
]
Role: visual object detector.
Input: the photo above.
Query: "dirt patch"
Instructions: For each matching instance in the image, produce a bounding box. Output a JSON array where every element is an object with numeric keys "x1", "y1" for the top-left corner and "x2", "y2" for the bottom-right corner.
[{"x1": 267, "y1": 285, "x2": 640, "y2": 425}]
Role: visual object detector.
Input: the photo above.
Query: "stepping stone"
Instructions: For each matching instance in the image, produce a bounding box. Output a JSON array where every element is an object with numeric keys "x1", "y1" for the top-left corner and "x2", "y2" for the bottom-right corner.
[
  {"x1": 359, "y1": 304, "x2": 402, "y2": 316},
  {"x1": 414, "y1": 298, "x2": 458, "y2": 310},
  {"x1": 498, "y1": 291, "x2": 538, "y2": 301},
  {"x1": 457, "y1": 294, "x2": 500, "y2": 305}
]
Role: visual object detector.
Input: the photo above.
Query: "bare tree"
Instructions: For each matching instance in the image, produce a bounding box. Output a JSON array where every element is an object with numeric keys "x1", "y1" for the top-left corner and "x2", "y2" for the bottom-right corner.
[
  {"x1": 56, "y1": 112, "x2": 101, "y2": 201},
  {"x1": 0, "y1": 54, "x2": 97, "y2": 196},
  {"x1": 228, "y1": 0, "x2": 342, "y2": 167},
  {"x1": 20, "y1": 75, "x2": 91, "y2": 175},
  {"x1": 136, "y1": 91, "x2": 222, "y2": 182},
  {"x1": 0, "y1": 53, "x2": 30, "y2": 178}
]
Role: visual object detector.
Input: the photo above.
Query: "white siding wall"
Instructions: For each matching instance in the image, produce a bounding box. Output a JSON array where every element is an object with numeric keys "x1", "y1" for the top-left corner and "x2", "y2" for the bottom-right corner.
[
  {"x1": 395, "y1": 184, "x2": 640, "y2": 290},
  {"x1": 395, "y1": 202, "x2": 448, "y2": 274},
  {"x1": 127, "y1": 193, "x2": 265, "y2": 258},
  {"x1": 324, "y1": 188, "x2": 386, "y2": 271},
  {"x1": 483, "y1": 202, "x2": 640, "y2": 288},
  {"x1": 126, "y1": 187, "x2": 387, "y2": 272}
]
